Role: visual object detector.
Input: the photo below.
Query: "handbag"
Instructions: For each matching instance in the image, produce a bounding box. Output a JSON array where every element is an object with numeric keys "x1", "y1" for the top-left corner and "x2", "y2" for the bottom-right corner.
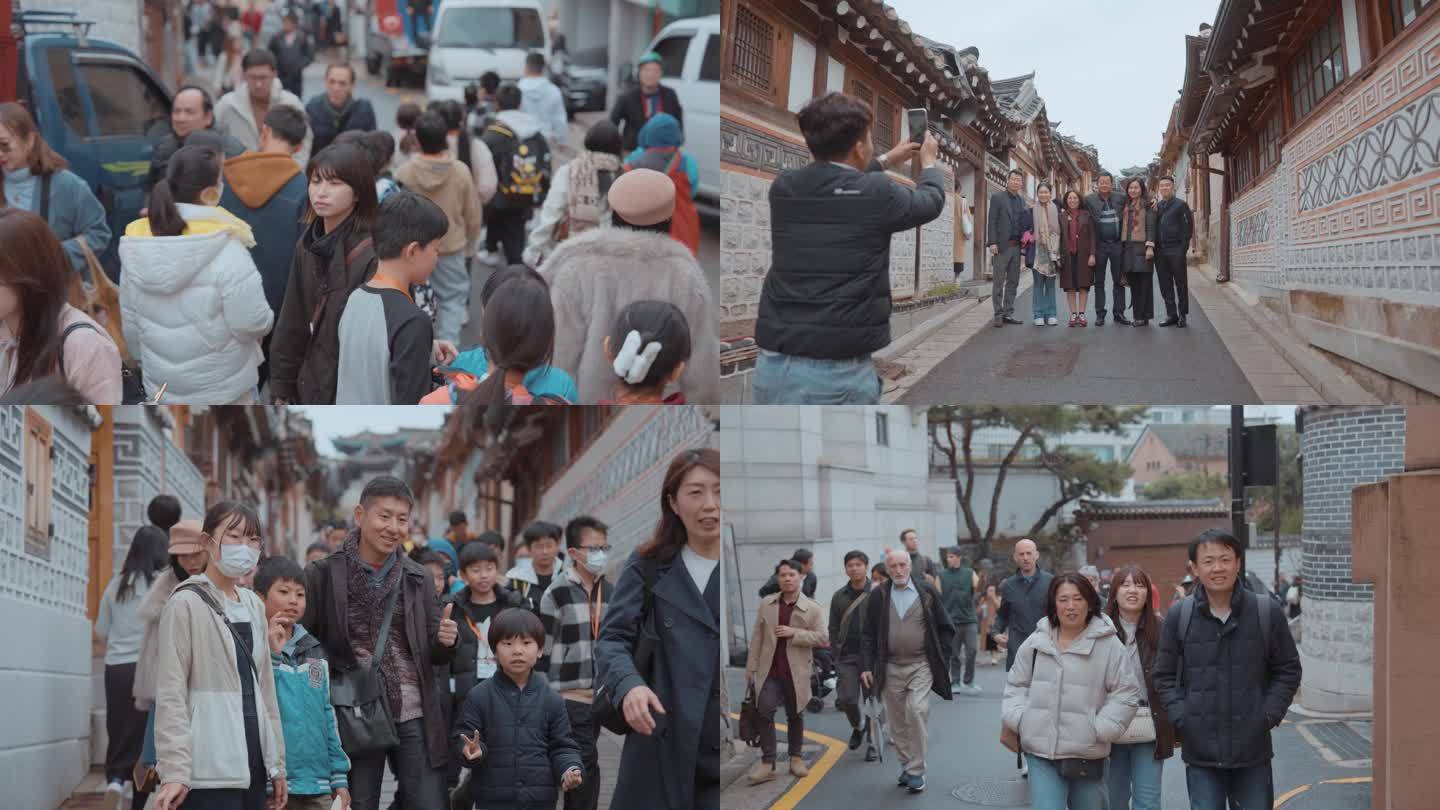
[
  {"x1": 737, "y1": 684, "x2": 763, "y2": 747},
  {"x1": 1115, "y1": 705, "x2": 1156, "y2": 745},
  {"x1": 1056, "y1": 757, "x2": 1106, "y2": 781},
  {"x1": 593, "y1": 558, "x2": 661, "y2": 735},
  {"x1": 999, "y1": 648, "x2": 1037, "y2": 767},
  {"x1": 330, "y1": 586, "x2": 401, "y2": 756}
]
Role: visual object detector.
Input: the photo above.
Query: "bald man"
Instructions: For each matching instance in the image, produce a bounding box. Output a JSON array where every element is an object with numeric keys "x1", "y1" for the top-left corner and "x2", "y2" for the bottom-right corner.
[
  {"x1": 992, "y1": 538, "x2": 1054, "y2": 671},
  {"x1": 859, "y1": 548, "x2": 955, "y2": 794}
]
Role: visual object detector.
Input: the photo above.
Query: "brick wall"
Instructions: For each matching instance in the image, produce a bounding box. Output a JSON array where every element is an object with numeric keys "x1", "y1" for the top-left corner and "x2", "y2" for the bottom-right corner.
[
  {"x1": 1296, "y1": 405, "x2": 1406, "y2": 712},
  {"x1": 71, "y1": 0, "x2": 143, "y2": 55}
]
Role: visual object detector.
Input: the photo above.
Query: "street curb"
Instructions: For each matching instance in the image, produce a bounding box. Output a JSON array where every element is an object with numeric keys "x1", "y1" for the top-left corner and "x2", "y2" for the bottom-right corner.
[
  {"x1": 1195, "y1": 265, "x2": 1379, "y2": 405},
  {"x1": 874, "y1": 295, "x2": 988, "y2": 363}
]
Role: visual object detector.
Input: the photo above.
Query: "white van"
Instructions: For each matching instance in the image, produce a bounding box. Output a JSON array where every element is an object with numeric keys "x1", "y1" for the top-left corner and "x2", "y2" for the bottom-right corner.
[
  {"x1": 426, "y1": 0, "x2": 550, "y2": 103},
  {"x1": 642, "y1": 14, "x2": 719, "y2": 205}
]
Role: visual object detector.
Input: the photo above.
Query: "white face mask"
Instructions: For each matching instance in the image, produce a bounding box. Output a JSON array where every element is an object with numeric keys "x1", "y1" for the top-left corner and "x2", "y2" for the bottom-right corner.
[
  {"x1": 580, "y1": 549, "x2": 607, "y2": 576},
  {"x1": 215, "y1": 541, "x2": 260, "y2": 578}
]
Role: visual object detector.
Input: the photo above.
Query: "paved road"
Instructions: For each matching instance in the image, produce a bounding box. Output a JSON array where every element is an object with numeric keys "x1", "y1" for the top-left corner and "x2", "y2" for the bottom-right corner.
[
  {"x1": 723, "y1": 662, "x2": 1370, "y2": 809},
  {"x1": 899, "y1": 273, "x2": 1259, "y2": 405}
]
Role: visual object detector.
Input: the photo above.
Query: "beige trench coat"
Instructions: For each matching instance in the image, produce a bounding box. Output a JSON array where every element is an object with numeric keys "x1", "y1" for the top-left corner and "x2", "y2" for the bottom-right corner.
[{"x1": 745, "y1": 592, "x2": 828, "y2": 708}]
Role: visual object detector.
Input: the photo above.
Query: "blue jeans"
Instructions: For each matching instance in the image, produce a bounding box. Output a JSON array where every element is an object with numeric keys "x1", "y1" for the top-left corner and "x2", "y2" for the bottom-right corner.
[
  {"x1": 1107, "y1": 741, "x2": 1163, "y2": 809},
  {"x1": 1025, "y1": 753, "x2": 1107, "y2": 810},
  {"x1": 429, "y1": 251, "x2": 469, "y2": 344},
  {"x1": 1032, "y1": 270, "x2": 1058, "y2": 319},
  {"x1": 1184, "y1": 763, "x2": 1274, "y2": 810},
  {"x1": 752, "y1": 350, "x2": 881, "y2": 404}
]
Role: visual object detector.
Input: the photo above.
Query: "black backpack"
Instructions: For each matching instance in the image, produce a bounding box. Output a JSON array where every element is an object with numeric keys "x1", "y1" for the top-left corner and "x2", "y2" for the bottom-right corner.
[{"x1": 483, "y1": 122, "x2": 552, "y2": 210}]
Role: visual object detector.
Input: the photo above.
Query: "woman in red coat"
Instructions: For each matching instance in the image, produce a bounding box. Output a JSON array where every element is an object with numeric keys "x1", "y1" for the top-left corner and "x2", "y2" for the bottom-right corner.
[{"x1": 1058, "y1": 189, "x2": 1098, "y2": 326}]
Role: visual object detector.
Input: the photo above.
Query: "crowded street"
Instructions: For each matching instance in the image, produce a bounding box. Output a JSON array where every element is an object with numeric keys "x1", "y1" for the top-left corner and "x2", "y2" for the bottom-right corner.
[{"x1": 720, "y1": 664, "x2": 1373, "y2": 809}]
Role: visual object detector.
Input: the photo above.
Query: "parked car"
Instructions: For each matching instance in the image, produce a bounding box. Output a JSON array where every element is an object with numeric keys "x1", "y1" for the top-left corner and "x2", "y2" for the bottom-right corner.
[
  {"x1": 559, "y1": 46, "x2": 608, "y2": 115},
  {"x1": 425, "y1": 0, "x2": 550, "y2": 104},
  {"x1": 365, "y1": 0, "x2": 429, "y2": 87},
  {"x1": 638, "y1": 15, "x2": 718, "y2": 205},
  {"x1": 5, "y1": 9, "x2": 172, "y2": 278}
]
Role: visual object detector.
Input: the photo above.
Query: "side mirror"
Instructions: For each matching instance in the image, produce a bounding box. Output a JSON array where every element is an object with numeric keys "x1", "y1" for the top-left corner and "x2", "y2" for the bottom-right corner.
[{"x1": 619, "y1": 62, "x2": 634, "y2": 83}]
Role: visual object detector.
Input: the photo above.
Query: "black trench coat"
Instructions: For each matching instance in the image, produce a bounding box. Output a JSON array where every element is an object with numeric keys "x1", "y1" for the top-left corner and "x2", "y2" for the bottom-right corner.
[{"x1": 595, "y1": 550, "x2": 721, "y2": 809}]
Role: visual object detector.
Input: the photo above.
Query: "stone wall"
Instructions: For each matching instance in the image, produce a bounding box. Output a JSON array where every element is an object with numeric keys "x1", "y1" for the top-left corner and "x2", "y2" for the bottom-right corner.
[
  {"x1": 1298, "y1": 406, "x2": 1407, "y2": 712},
  {"x1": 1229, "y1": 22, "x2": 1440, "y2": 398},
  {"x1": 0, "y1": 406, "x2": 98, "y2": 810}
]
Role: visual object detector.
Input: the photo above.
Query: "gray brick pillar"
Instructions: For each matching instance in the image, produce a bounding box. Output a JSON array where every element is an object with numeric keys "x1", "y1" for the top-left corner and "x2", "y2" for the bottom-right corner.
[{"x1": 1298, "y1": 406, "x2": 1406, "y2": 712}]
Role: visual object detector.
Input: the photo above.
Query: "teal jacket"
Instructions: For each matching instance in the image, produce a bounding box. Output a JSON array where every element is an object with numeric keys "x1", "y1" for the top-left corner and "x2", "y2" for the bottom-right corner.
[
  {"x1": 271, "y1": 624, "x2": 350, "y2": 795},
  {"x1": 449, "y1": 346, "x2": 579, "y2": 404},
  {"x1": 938, "y1": 566, "x2": 977, "y2": 625}
]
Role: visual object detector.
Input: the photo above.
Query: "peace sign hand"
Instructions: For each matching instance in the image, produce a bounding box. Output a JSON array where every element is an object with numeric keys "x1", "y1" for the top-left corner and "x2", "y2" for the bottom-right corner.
[{"x1": 461, "y1": 728, "x2": 485, "y2": 761}]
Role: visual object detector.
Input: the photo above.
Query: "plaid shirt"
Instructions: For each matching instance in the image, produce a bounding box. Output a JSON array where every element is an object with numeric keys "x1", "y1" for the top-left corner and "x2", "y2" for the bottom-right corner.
[{"x1": 537, "y1": 567, "x2": 611, "y2": 692}]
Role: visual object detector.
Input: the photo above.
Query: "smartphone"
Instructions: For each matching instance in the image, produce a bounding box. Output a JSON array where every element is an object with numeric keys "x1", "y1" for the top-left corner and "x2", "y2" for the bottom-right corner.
[{"x1": 907, "y1": 108, "x2": 927, "y2": 144}]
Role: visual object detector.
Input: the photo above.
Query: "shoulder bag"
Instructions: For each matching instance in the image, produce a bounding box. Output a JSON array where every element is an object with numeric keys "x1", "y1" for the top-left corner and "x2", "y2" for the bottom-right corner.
[
  {"x1": 593, "y1": 557, "x2": 661, "y2": 735},
  {"x1": 329, "y1": 585, "x2": 401, "y2": 756},
  {"x1": 737, "y1": 683, "x2": 763, "y2": 747}
]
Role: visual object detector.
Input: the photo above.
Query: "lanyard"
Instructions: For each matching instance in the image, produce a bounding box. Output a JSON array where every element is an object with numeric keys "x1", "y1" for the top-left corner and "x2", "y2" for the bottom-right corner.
[{"x1": 588, "y1": 579, "x2": 604, "y2": 640}]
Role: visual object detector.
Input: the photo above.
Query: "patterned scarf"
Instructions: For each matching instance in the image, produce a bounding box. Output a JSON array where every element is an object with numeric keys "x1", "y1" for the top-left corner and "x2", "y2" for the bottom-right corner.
[{"x1": 342, "y1": 532, "x2": 422, "y2": 720}]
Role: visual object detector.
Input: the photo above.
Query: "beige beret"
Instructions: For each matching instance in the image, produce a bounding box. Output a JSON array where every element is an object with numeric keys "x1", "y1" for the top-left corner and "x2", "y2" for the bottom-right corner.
[
  {"x1": 169, "y1": 519, "x2": 205, "y2": 555},
  {"x1": 608, "y1": 168, "x2": 676, "y2": 227}
]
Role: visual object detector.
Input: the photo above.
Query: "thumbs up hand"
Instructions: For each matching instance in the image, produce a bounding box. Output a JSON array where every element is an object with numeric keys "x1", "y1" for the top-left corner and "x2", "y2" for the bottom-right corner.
[{"x1": 438, "y1": 602, "x2": 458, "y2": 647}]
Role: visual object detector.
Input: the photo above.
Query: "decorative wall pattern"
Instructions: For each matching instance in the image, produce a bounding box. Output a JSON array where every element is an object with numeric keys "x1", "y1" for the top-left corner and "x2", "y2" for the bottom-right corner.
[
  {"x1": 1284, "y1": 27, "x2": 1440, "y2": 164},
  {"x1": 1234, "y1": 208, "x2": 1271, "y2": 247},
  {"x1": 545, "y1": 406, "x2": 713, "y2": 537},
  {"x1": 1296, "y1": 90, "x2": 1440, "y2": 212},
  {"x1": 112, "y1": 414, "x2": 205, "y2": 580},
  {"x1": 0, "y1": 407, "x2": 93, "y2": 616},
  {"x1": 720, "y1": 118, "x2": 811, "y2": 175}
]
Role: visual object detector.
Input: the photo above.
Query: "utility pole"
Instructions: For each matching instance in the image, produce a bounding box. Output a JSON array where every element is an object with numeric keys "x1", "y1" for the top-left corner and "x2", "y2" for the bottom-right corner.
[{"x1": 1229, "y1": 405, "x2": 1248, "y2": 551}]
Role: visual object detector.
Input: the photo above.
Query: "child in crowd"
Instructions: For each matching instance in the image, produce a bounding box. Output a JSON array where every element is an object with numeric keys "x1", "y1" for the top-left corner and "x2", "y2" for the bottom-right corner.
[
  {"x1": 150, "y1": 502, "x2": 283, "y2": 810},
  {"x1": 623, "y1": 112, "x2": 700, "y2": 254},
  {"x1": 334, "y1": 191, "x2": 451, "y2": 404},
  {"x1": 336, "y1": 129, "x2": 402, "y2": 203},
  {"x1": 254, "y1": 556, "x2": 350, "y2": 810},
  {"x1": 396, "y1": 111, "x2": 483, "y2": 346},
  {"x1": 443, "y1": 265, "x2": 578, "y2": 404},
  {"x1": 455, "y1": 608, "x2": 583, "y2": 810},
  {"x1": 394, "y1": 101, "x2": 421, "y2": 168},
  {"x1": 469, "y1": 269, "x2": 565, "y2": 404},
  {"x1": 600, "y1": 299, "x2": 691, "y2": 404}
]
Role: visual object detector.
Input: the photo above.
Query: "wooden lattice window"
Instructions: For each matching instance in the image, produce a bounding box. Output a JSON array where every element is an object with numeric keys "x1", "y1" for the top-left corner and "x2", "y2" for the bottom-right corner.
[
  {"x1": 1289, "y1": 9, "x2": 1347, "y2": 122},
  {"x1": 729, "y1": 4, "x2": 774, "y2": 92},
  {"x1": 721, "y1": 0, "x2": 791, "y2": 106},
  {"x1": 849, "y1": 79, "x2": 873, "y2": 111},
  {"x1": 24, "y1": 410, "x2": 54, "y2": 559},
  {"x1": 1258, "y1": 111, "x2": 1282, "y2": 172},
  {"x1": 1390, "y1": 0, "x2": 1435, "y2": 36},
  {"x1": 875, "y1": 96, "x2": 898, "y2": 153}
]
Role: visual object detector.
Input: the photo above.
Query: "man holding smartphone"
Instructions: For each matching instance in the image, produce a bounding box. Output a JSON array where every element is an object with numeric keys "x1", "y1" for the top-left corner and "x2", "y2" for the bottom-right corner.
[{"x1": 752, "y1": 92, "x2": 946, "y2": 405}]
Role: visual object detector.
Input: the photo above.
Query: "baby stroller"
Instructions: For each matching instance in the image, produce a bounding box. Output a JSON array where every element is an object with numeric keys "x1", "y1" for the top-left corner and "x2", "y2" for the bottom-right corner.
[{"x1": 808, "y1": 647, "x2": 837, "y2": 713}]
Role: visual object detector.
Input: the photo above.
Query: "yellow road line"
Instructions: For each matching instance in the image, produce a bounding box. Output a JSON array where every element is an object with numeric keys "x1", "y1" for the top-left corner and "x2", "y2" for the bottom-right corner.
[
  {"x1": 1319, "y1": 776, "x2": 1373, "y2": 785},
  {"x1": 1274, "y1": 784, "x2": 1311, "y2": 806},
  {"x1": 725, "y1": 713, "x2": 848, "y2": 810}
]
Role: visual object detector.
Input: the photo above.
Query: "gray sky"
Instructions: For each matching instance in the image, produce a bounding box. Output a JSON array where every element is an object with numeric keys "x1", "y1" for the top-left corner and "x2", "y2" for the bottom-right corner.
[
  {"x1": 291, "y1": 406, "x2": 451, "y2": 457},
  {"x1": 887, "y1": 0, "x2": 1220, "y2": 172}
]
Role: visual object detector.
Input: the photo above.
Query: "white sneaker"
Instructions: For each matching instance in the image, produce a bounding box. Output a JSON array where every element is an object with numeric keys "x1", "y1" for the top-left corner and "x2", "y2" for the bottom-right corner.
[
  {"x1": 1046, "y1": 317, "x2": 1058, "y2": 325},
  {"x1": 103, "y1": 782, "x2": 123, "y2": 810},
  {"x1": 1034, "y1": 318, "x2": 1045, "y2": 326},
  {"x1": 476, "y1": 250, "x2": 501, "y2": 267}
]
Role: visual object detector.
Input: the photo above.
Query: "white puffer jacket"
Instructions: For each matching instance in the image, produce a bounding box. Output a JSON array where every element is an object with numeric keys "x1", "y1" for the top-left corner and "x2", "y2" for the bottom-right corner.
[
  {"x1": 119, "y1": 204, "x2": 274, "y2": 403},
  {"x1": 1001, "y1": 614, "x2": 1140, "y2": 761}
]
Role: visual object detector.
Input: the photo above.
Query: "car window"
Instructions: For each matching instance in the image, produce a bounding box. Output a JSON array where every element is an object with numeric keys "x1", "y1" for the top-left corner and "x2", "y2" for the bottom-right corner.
[
  {"x1": 699, "y1": 33, "x2": 719, "y2": 82},
  {"x1": 435, "y1": 8, "x2": 544, "y2": 49},
  {"x1": 652, "y1": 34, "x2": 692, "y2": 79},
  {"x1": 47, "y1": 49, "x2": 91, "y2": 137},
  {"x1": 76, "y1": 60, "x2": 170, "y2": 137}
]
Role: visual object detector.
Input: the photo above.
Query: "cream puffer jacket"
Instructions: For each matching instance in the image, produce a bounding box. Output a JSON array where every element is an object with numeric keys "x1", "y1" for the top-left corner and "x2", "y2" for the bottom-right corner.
[{"x1": 1001, "y1": 614, "x2": 1140, "y2": 761}]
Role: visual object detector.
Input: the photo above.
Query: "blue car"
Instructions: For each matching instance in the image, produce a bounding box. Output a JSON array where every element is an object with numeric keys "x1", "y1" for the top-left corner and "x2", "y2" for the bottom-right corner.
[{"x1": 10, "y1": 11, "x2": 172, "y2": 278}]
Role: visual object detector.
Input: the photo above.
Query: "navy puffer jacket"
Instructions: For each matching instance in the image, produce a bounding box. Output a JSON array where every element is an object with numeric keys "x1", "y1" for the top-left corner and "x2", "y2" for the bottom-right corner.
[{"x1": 456, "y1": 670, "x2": 582, "y2": 809}]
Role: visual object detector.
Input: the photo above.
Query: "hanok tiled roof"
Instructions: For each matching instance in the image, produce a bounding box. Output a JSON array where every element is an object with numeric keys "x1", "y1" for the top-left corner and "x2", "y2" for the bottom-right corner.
[{"x1": 1075, "y1": 498, "x2": 1227, "y2": 518}]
